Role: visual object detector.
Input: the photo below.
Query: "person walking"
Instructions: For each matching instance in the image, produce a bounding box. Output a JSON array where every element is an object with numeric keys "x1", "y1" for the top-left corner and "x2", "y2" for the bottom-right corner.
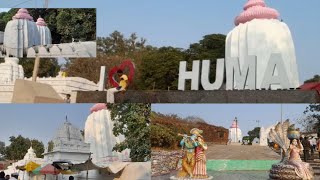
[{"x1": 302, "y1": 136, "x2": 311, "y2": 162}]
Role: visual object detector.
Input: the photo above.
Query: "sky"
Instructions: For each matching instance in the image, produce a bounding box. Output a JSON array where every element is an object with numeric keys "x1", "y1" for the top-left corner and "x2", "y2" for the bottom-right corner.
[
  {"x1": 0, "y1": 104, "x2": 94, "y2": 145},
  {"x1": 0, "y1": 0, "x2": 319, "y2": 82},
  {"x1": 152, "y1": 104, "x2": 310, "y2": 136}
]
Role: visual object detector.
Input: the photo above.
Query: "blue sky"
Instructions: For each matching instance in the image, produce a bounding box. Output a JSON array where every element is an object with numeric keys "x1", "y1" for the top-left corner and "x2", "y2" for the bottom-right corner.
[
  {"x1": 0, "y1": 104, "x2": 94, "y2": 145},
  {"x1": 0, "y1": 0, "x2": 319, "y2": 82},
  {"x1": 152, "y1": 104, "x2": 310, "y2": 136}
]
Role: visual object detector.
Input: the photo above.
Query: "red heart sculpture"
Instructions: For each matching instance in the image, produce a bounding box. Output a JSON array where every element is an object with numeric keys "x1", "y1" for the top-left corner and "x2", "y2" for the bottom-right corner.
[{"x1": 108, "y1": 60, "x2": 135, "y2": 88}]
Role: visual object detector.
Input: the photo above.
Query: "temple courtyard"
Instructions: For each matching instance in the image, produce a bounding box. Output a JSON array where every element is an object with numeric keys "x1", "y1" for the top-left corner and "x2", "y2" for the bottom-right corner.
[{"x1": 152, "y1": 145, "x2": 320, "y2": 180}]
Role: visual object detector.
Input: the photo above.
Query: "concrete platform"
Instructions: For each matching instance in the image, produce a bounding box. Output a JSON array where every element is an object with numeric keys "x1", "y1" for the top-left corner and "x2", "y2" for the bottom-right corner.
[
  {"x1": 11, "y1": 79, "x2": 64, "y2": 103},
  {"x1": 206, "y1": 145, "x2": 280, "y2": 160},
  {"x1": 75, "y1": 90, "x2": 320, "y2": 103}
]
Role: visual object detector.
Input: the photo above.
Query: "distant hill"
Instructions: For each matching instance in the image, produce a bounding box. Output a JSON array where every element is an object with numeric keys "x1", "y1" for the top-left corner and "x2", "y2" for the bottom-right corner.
[
  {"x1": 184, "y1": 116, "x2": 207, "y2": 124},
  {"x1": 151, "y1": 112, "x2": 228, "y2": 149}
]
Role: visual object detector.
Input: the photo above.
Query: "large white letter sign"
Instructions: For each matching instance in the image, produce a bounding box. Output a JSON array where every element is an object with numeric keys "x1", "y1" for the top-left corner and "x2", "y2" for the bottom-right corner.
[
  {"x1": 261, "y1": 54, "x2": 291, "y2": 89},
  {"x1": 178, "y1": 61, "x2": 200, "y2": 90},
  {"x1": 226, "y1": 56, "x2": 256, "y2": 90},
  {"x1": 201, "y1": 59, "x2": 224, "y2": 90}
]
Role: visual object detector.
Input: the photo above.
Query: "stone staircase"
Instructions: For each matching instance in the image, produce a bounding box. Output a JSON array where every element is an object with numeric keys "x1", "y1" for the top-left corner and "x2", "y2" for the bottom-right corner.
[{"x1": 300, "y1": 152, "x2": 320, "y2": 178}]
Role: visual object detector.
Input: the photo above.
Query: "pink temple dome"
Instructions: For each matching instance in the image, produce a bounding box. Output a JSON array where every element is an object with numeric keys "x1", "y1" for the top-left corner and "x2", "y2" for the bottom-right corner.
[
  {"x1": 36, "y1": 17, "x2": 47, "y2": 26},
  {"x1": 90, "y1": 103, "x2": 107, "y2": 113},
  {"x1": 230, "y1": 120, "x2": 240, "y2": 128},
  {"x1": 12, "y1": 8, "x2": 34, "y2": 21},
  {"x1": 234, "y1": 0, "x2": 280, "y2": 26}
]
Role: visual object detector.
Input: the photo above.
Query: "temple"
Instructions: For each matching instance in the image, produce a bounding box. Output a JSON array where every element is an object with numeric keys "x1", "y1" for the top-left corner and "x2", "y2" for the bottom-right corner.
[
  {"x1": 228, "y1": 118, "x2": 243, "y2": 143},
  {"x1": 4, "y1": 147, "x2": 44, "y2": 180},
  {"x1": 84, "y1": 104, "x2": 130, "y2": 178},
  {"x1": 2, "y1": 105, "x2": 144, "y2": 179},
  {"x1": 0, "y1": 8, "x2": 96, "y2": 58},
  {"x1": 226, "y1": 0, "x2": 300, "y2": 89}
]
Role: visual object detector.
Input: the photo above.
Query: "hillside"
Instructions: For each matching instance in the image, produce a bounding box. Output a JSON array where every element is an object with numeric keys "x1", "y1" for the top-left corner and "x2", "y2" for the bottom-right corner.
[{"x1": 151, "y1": 112, "x2": 228, "y2": 149}]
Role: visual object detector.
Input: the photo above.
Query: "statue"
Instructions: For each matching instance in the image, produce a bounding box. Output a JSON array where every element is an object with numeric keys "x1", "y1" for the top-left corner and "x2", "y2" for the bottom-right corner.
[
  {"x1": 288, "y1": 139, "x2": 313, "y2": 179},
  {"x1": 269, "y1": 120, "x2": 314, "y2": 180},
  {"x1": 171, "y1": 128, "x2": 212, "y2": 180}
]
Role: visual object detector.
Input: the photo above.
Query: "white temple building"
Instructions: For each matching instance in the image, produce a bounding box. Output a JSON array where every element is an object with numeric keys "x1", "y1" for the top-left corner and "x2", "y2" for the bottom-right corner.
[
  {"x1": 4, "y1": 147, "x2": 44, "y2": 180},
  {"x1": 43, "y1": 120, "x2": 91, "y2": 164},
  {"x1": 0, "y1": 8, "x2": 99, "y2": 103},
  {"x1": 225, "y1": 0, "x2": 300, "y2": 89},
  {"x1": 259, "y1": 124, "x2": 277, "y2": 146},
  {"x1": 42, "y1": 119, "x2": 92, "y2": 180},
  {"x1": 3, "y1": 106, "x2": 150, "y2": 180},
  {"x1": 84, "y1": 103, "x2": 130, "y2": 179},
  {"x1": 0, "y1": 8, "x2": 96, "y2": 58},
  {"x1": 228, "y1": 118, "x2": 243, "y2": 143}
]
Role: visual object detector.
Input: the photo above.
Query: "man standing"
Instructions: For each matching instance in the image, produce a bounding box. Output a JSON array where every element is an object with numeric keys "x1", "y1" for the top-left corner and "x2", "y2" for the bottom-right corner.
[
  {"x1": 302, "y1": 136, "x2": 311, "y2": 162},
  {"x1": 107, "y1": 70, "x2": 129, "y2": 103}
]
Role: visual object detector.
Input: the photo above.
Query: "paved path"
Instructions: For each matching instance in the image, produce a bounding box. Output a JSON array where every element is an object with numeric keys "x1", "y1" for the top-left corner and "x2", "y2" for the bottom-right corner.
[
  {"x1": 152, "y1": 170, "x2": 269, "y2": 180},
  {"x1": 206, "y1": 144, "x2": 280, "y2": 160}
]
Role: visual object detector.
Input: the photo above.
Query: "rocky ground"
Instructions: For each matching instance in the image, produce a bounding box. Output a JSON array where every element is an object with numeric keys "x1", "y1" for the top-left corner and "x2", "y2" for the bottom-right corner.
[{"x1": 151, "y1": 150, "x2": 183, "y2": 176}]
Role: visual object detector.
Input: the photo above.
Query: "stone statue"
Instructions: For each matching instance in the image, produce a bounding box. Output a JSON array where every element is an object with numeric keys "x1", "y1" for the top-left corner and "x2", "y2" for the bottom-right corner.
[
  {"x1": 288, "y1": 139, "x2": 313, "y2": 179},
  {"x1": 177, "y1": 133, "x2": 197, "y2": 178},
  {"x1": 269, "y1": 120, "x2": 314, "y2": 180},
  {"x1": 171, "y1": 128, "x2": 212, "y2": 180},
  {"x1": 191, "y1": 128, "x2": 208, "y2": 179}
]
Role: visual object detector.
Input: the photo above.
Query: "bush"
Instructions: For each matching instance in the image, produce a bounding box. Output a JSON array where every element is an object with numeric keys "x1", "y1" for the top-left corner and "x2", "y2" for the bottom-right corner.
[{"x1": 151, "y1": 124, "x2": 179, "y2": 149}]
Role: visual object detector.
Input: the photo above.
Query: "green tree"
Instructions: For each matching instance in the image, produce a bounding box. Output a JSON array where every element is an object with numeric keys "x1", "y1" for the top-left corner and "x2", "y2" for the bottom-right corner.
[
  {"x1": 138, "y1": 47, "x2": 185, "y2": 90},
  {"x1": 109, "y1": 103, "x2": 151, "y2": 162},
  {"x1": 247, "y1": 127, "x2": 261, "y2": 143},
  {"x1": 150, "y1": 124, "x2": 177, "y2": 149},
  {"x1": 0, "y1": 8, "x2": 96, "y2": 43},
  {"x1": 0, "y1": 141, "x2": 5, "y2": 160},
  {"x1": 5, "y1": 135, "x2": 44, "y2": 160},
  {"x1": 304, "y1": 75, "x2": 320, "y2": 83},
  {"x1": 47, "y1": 141, "x2": 54, "y2": 153},
  {"x1": 97, "y1": 31, "x2": 146, "y2": 56},
  {"x1": 19, "y1": 58, "x2": 60, "y2": 78},
  {"x1": 301, "y1": 104, "x2": 320, "y2": 133},
  {"x1": 67, "y1": 31, "x2": 150, "y2": 89},
  {"x1": 185, "y1": 34, "x2": 226, "y2": 89},
  {"x1": 55, "y1": 9, "x2": 96, "y2": 43}
]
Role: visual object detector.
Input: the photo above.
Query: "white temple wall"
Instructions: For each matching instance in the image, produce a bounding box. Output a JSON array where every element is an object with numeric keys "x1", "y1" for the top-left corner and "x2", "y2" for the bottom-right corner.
[
  {"x1": 226, "y1": 19, "x2": 300, "y2": 89},
  {"x1": 0, "y1": 77, "x2": 99, "y2": 103},
  {"x1": 229, "y1": 128, "x2": 243, "y2": 143}
]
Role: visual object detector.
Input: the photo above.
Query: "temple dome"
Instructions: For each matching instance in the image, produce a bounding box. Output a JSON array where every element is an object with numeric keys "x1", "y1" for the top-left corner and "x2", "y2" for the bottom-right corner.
[
  {"x1": 90, "y1": 103, "x2": 107, "y2": 113},
  {"x1": 23, "y1": 146, "x2": 37, "y2": 160},
  {"x1": 3, "y1": 8, "x2": 41, "y2": 57},
  {"x1": 36, "y1": 17, "x2": 47, "y2": 26},
  {"x1": 230, "y1": 119, "x2": 240, "y2": 128},
  {"x1": 36, "y1": 17, "x2": 52, "y2": 45},
  {"x1": 12, "y1": 8, "x2": 33, "y2": 21},
  {"x1": 55, "y1": 120, "x2": 84, "y2": 142},
  {"x1": 234, "y1": 0, "x2": 280, "y2": 26}
]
